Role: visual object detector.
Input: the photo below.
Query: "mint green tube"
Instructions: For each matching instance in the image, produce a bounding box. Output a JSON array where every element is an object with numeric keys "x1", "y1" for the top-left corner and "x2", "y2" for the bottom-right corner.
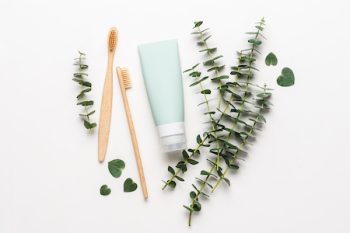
[{"x1": 138, "y1": 40, "x2": 186, "y2": 152}]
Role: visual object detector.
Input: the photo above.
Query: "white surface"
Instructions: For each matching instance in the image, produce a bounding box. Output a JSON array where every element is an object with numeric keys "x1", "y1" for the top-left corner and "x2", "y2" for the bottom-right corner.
[{"x1": 1, "y1": 0, "x2": 350, "y2": 232}]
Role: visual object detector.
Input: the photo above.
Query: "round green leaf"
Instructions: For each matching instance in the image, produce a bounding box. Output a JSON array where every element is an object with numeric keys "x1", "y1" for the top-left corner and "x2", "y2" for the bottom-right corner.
[
  {"x1": 168, "y1": 180, "x2": 176, "y2": 188},
  {"x1": 190, "y1": 191, "x2": 197, "y2": 199},
  {"x1": 108, "y1": 159, "x2": 125, "y2": 178},
  {"x1": 100, "y1": 185, "x2": 111, "y2": 196},
  {"x1": 277, "y1": 67, "x2": 295, "y2": 87},
  {"x1": 265, "y1": 52, "x2": 278, "y2": 66},
  {"x1": 192, "y1": 201, "x2": 201, "y2": 212},
  {"x1": 123, "y1": 178, "x2": 138, "y2": 192}
]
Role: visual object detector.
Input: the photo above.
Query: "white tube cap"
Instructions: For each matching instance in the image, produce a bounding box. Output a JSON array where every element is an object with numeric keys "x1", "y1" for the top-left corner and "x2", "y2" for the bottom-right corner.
[{"x1": 157, "y1": 122, "x2": 186, "y2": 153}]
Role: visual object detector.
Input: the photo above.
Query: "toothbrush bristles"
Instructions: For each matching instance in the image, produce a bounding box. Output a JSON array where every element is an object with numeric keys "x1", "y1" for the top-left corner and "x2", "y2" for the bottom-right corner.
[
  {"x1": 120, "y1": 68, "x2": 132, "y2": 89},
  {"x1": 108, "y1": 27, "x2": 117, "y2": 52}
]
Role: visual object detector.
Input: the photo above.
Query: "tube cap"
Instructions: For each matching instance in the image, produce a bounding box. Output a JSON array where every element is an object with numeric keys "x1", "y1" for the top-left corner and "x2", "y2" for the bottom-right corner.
[{"x1": 157, "y1": 122, "x2": 186, "y2": 153}]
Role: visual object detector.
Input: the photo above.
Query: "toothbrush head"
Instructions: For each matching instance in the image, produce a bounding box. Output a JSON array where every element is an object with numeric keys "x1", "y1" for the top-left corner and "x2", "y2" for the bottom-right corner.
[
  {"x1": 117, "y1": 67, "x2": 132, "y2": 89},
  {"x1": 108, "y1": 27, "x2": 118, "y2": 52}
]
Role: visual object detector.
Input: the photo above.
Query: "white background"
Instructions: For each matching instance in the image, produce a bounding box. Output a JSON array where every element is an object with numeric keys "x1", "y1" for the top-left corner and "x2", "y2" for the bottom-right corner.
[{"x1": 1, "y1": 0, "x2": 350, "y2": 232}]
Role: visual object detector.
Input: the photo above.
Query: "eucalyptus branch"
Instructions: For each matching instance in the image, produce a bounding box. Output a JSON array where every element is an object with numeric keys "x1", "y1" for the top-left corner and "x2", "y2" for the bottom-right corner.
[
  {"x1": 193, "y1": 22, "x2": 225, "y2": 109},
  {"x1": 212, "y1": 85, "x2": 271, "y2": 191},
  {"x1": 72, "y1": 51, "x2": 97, "y2": 131},
  {"x1": 193, "y1": 22, "x2": 229, "y2": 169},
  {"x1": 183, "y1": 18, "x2": 269, "y2": 226}
]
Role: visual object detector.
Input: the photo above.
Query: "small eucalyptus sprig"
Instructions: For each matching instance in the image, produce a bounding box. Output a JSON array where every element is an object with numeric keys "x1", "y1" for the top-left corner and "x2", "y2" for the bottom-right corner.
[
  {"x1": 72, "y1": 51, "x2": 97, "y2": 131},
  {"x1": 162, "y1": 18, "x2": 290, "y2": 226}
]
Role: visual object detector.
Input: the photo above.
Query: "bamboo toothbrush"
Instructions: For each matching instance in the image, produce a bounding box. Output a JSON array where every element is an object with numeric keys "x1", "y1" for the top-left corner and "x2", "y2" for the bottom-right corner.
[
  {"x1": 98, "y1": 27, "x2": 118, "y2": 162},
  {"x1": 117, "y1": 67, "x2": 149, "y2": 199}
]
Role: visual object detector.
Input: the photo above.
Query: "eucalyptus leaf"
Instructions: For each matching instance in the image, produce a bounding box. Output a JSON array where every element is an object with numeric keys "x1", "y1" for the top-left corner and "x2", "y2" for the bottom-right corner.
[
  {"x1": 123, "y1": 178, "x2": 137, "y2": 192},
  {"x1": 77, "y1": 100, "x2": 93, "y2": 106},
  {"x1": 248, "y1": 39, "x2": 262, "y2": 46},
  {"x1": 175, "y1": 175, "x2": 185, "y2": 181},
  {"x1": 100, "y1": 185, "x2": 111, "y2": 196},
  {"x1": 201, "y1": 89, "x2": 211, "y2": 94},
  {"x1": 190, "y1": 191, "x2": 197, "y2": 199},
  {"x1": 188, "y1": 159, "x2": 199, "y2": 165},
  {"x1": 265, "y1": 52, "x2": 278, "y2": 66},
  {"x1": 192, "y1": 201, "x2": 201, "y2": 211},
  {"x1": 277, "y1": 67, "x2": 295, "y2": 87},
  {"x1": 84, "y1": 120, "x2": 97, "y2": 129},
  {"x1": 108, "y1": 159, "x2": 125, "y2": 178},
  {"x1": 168, "y1": 166, "x2": 175, "y2": 175},
  {"x1": 193, "y1": 21, "x2": 203, "y2": 28},
  {"x1": 168, "y1": 180, "x2": 176, "y2": 188}
]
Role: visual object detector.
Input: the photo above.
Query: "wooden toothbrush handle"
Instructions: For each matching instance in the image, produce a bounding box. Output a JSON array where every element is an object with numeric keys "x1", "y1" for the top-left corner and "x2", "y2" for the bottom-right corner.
[
  {"x1": 117, "y1": 69, "x2": 149, "y2": 199},
  {"x1": 98, "y1": 61, "x2": 114, "y2": 162}
]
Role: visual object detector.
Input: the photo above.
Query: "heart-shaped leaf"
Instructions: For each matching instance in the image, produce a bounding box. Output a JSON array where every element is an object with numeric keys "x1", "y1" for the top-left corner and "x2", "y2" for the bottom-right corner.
[
  {"x1": 277, "y1": 67, "x2": 295, "y2": 87},
  {"x1": 100, "y1": 184, "x2": 111, "y2": 196},
  {"x1": 108, "y1": 159, "x2": 125, "y2": 178},
  {"x1": 123, "y1": 178, "x2": 138, "y2": 192},
  {"x1": 265, "y1": 52, "x2": 278, "y2": 66}
]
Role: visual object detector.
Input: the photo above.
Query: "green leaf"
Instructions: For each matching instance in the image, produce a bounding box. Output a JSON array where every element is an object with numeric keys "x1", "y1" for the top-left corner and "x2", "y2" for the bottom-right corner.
[
  {"x1": 182, "y1": 150, "x2": 189, "y2": 160},
  {"x1": 188, "y1": 159, "x2": 199, "y2": 165},
  {"x1": 175, "y1": 176, "x2": 185, "y2": 181},
  {"x1": 83, "y1": 120, "x2": 97, "y2": 129},
  {"x1": 168, "y1": 166, "x2": 175, "y2": 175},
  {"x1": 193, "y1": 21, "x2": 203, "y2": 28},
  {"x1": 76, "y1": 88, "x2": 91, "y2": 99},
  {"x1": 201, "y1": 89, "x2": 211, "y2": 94},
  {"x1": 123, "y1": 178, "x2": 137, "y2": 192},
  {"x1": 207, "y1": 65, "x2": 225, "y2": 72},
  {"x1": 223, "y1": 177, "x2": 230, "y2": 186},
  {"x1": 189, "y1": 71, "x2": 201, "y2": 77},
  {"x1": 248, "y1": 39, "x2": 262, "y2": 46},
  {"x1": 277, "y1": 67, "x2": 295, "y2": 87},
  {"x1": 168, "y1": 180, "x2": 176, "y2": 188},
  {"x1": 200, "y1": 170, "x2": 217, "y2": 178},
  {"x1": 204, "y1": 111, "x2": 215, "y2": 115},
  {"x1": 190, "y1": 191, "x2": 197, "y2": 199},
  {"x1": 200, "y1": 170, "x2": 211, "y2": 176},
  {"x1": 199, "y1": 48, "x2": 217, "y2": 53},
  {"x1": 176, "y1": 161, "x2": 187, "y2": 172},
  {"x1": 74, "y1": 72, "x2": 88, "y2": 78},
  {"x1": 80, "y1": 64, "x2": 88, "y2": 69},
  {"x1": 183, "y1": 63, "x2": 200, "y2": 73},
  {"x1": 211, "y1": 75, "x2": 229, "y2": 82},
  {"x1": 100, "y1": 184, "x2": 111, "y2": 196},
  {"x1": 77, "y1": 100, "x2": 93, "y2": 106},
  {"x1": 203, "y1": 55, "x2": 223, "y2": 66},
  {"x1": 108, "y1": 159, "x2": 125, "y2": 178},
  {"x1": 190, "y1": 76, "x2": 208, "y2": 87},
  {"x1": 257, "y1": 92, "x2": 271, "y2": 99},
  {"x1": 256, "y1": 114, "x2": 266, "y2": 123},
  {"x1": 72, "y1": 79, "x2": 92, "y2": 87},
  {"x1": 192, "y1": 201, "x2": 201, "y2": 211},
  {"x1": 196, "y1": 135, "x2": 202, "y2": 144},
  {"x1": 265, "y1": 52, "x2": 278, "y2": 66}
]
